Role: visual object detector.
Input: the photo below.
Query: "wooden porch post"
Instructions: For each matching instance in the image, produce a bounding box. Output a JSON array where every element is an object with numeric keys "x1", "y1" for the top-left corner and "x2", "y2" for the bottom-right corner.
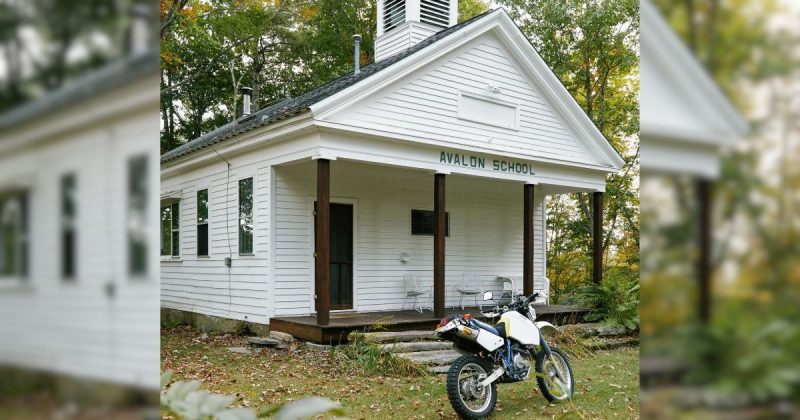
[
  {"x1": 523, "y1": 184, "x2": 535, "y2": 296},
  {"x1": 315, "y1": 159, "x2": 330, "y2": 326},
  {"x1": 434, "y1": 173, "x2": 446, "y2": 319},
  {"x1": 592, "y1": 191, "x2": 603, "y2": 284},
  {"x1": 697, "y1": 178, "x2": 712, "y2": 323}
]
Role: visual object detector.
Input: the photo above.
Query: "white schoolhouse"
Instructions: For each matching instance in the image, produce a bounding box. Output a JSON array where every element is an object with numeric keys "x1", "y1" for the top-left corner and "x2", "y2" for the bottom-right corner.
[{"x1": 160, "y1": 1, "x2": 623, "y2": 340}]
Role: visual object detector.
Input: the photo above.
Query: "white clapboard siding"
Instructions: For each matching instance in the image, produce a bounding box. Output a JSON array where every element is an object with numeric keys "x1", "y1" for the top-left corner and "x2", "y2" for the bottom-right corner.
[
  {"x1": 375, "y1": 23, "x2": 440, "y2": 62},
  {"x1": 328, "y1": 34, "x2": 596, "y2": 166},
  {"x1": 160, "y1": 159, "x2": 272, "y2": 325},
  {"x1": 273, "y1": 160, "x2": 545, "y2": 315},
  {"x1": 0, "y1": 99, "x2": 160, "y2": 389}
]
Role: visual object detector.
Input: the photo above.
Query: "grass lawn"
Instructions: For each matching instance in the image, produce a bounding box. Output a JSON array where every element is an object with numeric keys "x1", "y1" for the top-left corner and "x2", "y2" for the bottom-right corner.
[{"x1": 162, "y1": 326, "x2": 639, "y2": 419}]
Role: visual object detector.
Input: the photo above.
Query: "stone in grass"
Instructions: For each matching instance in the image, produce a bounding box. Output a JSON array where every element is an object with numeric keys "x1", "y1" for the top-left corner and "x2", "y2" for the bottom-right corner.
[
  {"x1": 247, "y1": 336, "x2": 281, "y2": 347},
  {"x1": 227, "y1": 346, "x2": 254, "y2": 355},
  {"x1": 304, "y1": 342, "x2": 333, "y2": 352},
  {"x1": 269, "y1": 331, "x2": 295, "y2": 343}
]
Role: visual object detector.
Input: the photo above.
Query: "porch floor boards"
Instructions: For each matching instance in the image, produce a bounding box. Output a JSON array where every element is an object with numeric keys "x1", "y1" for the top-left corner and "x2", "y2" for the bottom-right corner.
[{"x1": 270, "y1": 305, "x2": 589, "y2": 343}]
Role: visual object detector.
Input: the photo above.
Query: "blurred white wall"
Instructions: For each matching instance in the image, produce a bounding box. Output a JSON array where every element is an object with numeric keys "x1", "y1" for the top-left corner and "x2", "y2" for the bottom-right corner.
[{"x1": 0, "y1": 52, "x2": 160, "y2": 390}]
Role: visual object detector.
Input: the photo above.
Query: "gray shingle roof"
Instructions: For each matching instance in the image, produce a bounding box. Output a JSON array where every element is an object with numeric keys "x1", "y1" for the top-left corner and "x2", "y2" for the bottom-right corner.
[
  {"x1": 0, "y1": 50, "x2": 159, "y2": 130},
  {"x1": 160, "y1": 8, "x2": 500, "y2": 164}
]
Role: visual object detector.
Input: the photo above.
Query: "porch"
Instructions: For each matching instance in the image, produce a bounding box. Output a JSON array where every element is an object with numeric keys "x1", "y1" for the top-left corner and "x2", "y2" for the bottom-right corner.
[
  {"x1": 270, "y1": 305, "x2": 590, "y2": 343},
  {"x1": 272, "y1": 157, "x2": 605, "y2": 326}
]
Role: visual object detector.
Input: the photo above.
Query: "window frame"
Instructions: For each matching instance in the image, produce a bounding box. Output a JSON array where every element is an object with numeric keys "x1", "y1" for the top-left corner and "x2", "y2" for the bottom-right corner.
[
  {"x1": 0, "y1": 193, "x2": 28, "y2": 283},
  {"x1": 127, "y1": 154, "x2": 149, "y2": 277},
  {"x1": 410, "y1": 209, "x2": 450, "y2": 237},
  {"x1": 61, "y1": 173, "x2": 77, "y2": 281},
  {"x1": 238, "y1": 177, "x2": 254, "y2": 255},
  {"x1": 196, "y1": 188, "x2": 209, "y2": 257},
  {"x1": 160, "y1": 201, "x2": 180, "y2": 258}
]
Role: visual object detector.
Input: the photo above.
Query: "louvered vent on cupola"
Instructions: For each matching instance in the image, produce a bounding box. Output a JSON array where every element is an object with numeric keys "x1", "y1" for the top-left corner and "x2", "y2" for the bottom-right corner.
[
  {"x1": 420, "y1": 0, "x2": 450, "y2": 28},
  {"x1": 376, "y1": 0, "x2": 458, "y2": 61},
  {"x1": 384, "y1": 0, "x2": 406, "y2": 32}
]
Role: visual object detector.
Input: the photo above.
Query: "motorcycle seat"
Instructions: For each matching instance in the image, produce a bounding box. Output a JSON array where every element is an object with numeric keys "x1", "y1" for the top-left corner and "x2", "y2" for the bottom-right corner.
[{"x1": 470, "y1": 318, "x2": 500, "y2": 336}]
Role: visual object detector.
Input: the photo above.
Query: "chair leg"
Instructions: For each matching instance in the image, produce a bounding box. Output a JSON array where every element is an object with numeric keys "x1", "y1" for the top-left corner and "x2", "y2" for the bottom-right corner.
[{"x1": 459, "y1": 294, "x2": 464, "y2": 310}]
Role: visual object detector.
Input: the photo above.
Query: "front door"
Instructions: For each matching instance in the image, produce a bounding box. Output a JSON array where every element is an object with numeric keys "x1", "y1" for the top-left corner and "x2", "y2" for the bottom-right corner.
[{"x1": 316, "y1": 202, "x2": 354, "y2": 310}]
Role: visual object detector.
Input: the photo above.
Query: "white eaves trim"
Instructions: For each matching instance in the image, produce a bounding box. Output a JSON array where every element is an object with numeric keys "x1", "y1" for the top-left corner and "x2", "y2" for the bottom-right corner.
[
  {"x1": 310, "y1": 8, "x2": 625, "y2": 172},
  {"x1": 641, "y1": 0, "x2": 748, "y2": 144}
]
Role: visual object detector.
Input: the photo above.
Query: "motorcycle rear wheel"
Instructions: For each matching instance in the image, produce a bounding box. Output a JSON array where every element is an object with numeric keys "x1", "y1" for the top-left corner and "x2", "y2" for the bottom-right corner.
[{"x1": 446, "y1": 355, "x2": 497, "y2": 419}]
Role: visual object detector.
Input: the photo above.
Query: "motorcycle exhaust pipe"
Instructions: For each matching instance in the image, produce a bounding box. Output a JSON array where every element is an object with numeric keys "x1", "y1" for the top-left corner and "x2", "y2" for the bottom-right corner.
[{"x1": 455, "y1": 325, "x2": 480, "y2": 342}]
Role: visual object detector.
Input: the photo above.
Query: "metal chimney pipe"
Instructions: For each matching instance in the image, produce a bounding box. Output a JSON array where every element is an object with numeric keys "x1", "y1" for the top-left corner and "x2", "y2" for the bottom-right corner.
[
  {"x1": 353, "y1": 34, "x2": 362, "y2": 75},
  {"x1": 240, "y1": 86, "x2": 253, "y2": 116}
]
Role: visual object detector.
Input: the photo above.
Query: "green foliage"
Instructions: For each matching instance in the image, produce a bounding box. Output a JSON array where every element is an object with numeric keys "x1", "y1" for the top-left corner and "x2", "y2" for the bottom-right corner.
[
  {"x1": 577, "y1": 276, "x2": 639, "y2": 330},
  {"x1": 497, "y1": 0, "x2": 640, "y2": 303},
  {"x1": 681, "y1": 316, "x2": 800, "y2": 402},
  {"x1": 335, "y1": 332, "x2": 428, "y2": 377},
  {"x1": 458, "y1": 0, "x2": 490, "y2": 23},
  {"x1": 161, "y1": 370, "x2": 344, "y2": 420}
]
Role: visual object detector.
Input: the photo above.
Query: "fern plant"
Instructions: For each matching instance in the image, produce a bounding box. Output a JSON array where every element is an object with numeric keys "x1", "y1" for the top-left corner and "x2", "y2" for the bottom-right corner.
[{"x1": 577, "y1": 276, "x2": 640, "y2": 330}]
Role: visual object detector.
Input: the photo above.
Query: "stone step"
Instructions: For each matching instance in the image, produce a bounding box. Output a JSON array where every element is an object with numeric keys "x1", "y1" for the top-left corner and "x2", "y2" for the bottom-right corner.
[
  {"x1": 396, "y1": 350, "x2": 461, "y2": 366},
  {"x1": 355, "y1": 330, "x2": 440, "y2": 344},
  {"x1": 380, "y1": 341, "x2": 452, "y2": 353},
  {"x1": 558, "y1": 323, "x2": 632, "y2": 337},
  {"x1": 247, "y1": 337, "x2": 281, "y2": 347},
  {"x1": 428, "y1": 365, "x2": 452, "y2": 374}
]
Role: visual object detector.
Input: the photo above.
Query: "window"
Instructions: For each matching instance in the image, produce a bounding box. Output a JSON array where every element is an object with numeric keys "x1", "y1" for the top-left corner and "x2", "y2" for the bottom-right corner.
[
  {"x1": 197, "y1": 189, "x2": 209, "y2": 256},
  {"x1": 411, "y1": 209, "x2": 449, "y2": 236},
  {"x1": 0, "y1": 193, "x2": 28, "y2": 279},
  {"x1": 61, "y1": 174, "x2": 77, "y2": 280},
  {"x1": 238, "y1": 178, "x2": 253, "y2": 254},
  {"x1": 161, "y1": 202, "x2": 179, "y2": 257},
  {"x1": 384, "y1": 0, "x2": 406, "y2": 31},
  {"x1": 128, "y1": 155, "x2": 148, "y2": 275}
]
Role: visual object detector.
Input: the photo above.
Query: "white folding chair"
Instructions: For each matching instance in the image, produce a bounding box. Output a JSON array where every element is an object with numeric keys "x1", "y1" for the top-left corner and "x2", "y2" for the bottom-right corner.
[
  {"x1": 455, "y1": 273, "x2": 482, "y2": 310},
  {"x1": 534, "y1": 276, "x2": 550, "y2": 304},
  {"x1": 403, "y1": 273, "x2": 429, "y2": 313}
]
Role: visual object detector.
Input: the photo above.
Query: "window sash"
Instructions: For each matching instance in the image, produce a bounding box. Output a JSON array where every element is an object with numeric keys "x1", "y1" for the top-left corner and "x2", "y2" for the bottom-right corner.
[
  {"x1": 128, "y1": 155, "x2": 148, "y2": 276},
  {"x1": 238, "y1": 178, "x2": 253, "y2": 254},
  {"x1": 61, "y1": 174, "x2": 77, "y2": 280},
  {"x1": 0, "y1": 195, "x2": 27, "y2": 279},
  {"x1": 160, "y1": 202, "x2": 180, "y2": 257},
  {"x1": 197, "y1": 189, "x2": 209, "y2": 256},
  {"x1": 411, "y1": 209, "x2": 450, "y2": 236}
]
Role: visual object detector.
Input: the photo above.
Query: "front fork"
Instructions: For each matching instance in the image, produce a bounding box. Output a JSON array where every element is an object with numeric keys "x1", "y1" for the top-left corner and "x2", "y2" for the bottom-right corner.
[{"x1": 538, "y1": 336, "x2": 567, "y2": 382}]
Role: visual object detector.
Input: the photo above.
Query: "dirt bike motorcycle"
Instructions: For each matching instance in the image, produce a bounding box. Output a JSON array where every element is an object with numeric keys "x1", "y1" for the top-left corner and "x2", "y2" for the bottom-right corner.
[{"x1": 434, "y1": 292, "x2": 574, "y2": 419}]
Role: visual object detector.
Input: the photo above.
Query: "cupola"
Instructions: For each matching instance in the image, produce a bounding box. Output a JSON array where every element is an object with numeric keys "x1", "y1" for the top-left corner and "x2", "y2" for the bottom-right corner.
[{"x1": 375, "y1": 0, "x2": 458, "y2": 61}]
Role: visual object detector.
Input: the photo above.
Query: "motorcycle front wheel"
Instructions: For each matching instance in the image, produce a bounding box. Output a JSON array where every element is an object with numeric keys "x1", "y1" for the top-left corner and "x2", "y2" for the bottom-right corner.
[
  {"x1": 446, "y1": 355, "x2": 497, "y2": 419},
  {"x1": 535, "y1": 346, "x2": 575, "y2": 402}
]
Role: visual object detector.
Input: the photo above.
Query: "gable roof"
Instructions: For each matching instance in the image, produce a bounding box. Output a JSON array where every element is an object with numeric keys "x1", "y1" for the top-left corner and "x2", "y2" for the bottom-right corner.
[
  {"x1": 0, "y1": 50, "x2": 159, "y2": 131},
  {"x1": 160, "y1": 9, "x2": 493, "y2": 163},
  {"x1": 641, "y1": 0, "x2": 748, "y2": 145},
  {"x1": 162, "y1": 8, "x2": 624, "y2": 170}
]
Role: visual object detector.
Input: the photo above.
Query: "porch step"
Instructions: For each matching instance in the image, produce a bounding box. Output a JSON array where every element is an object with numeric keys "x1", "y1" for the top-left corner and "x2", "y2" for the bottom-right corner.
[
  {"x1": 356, "y1": 330, "x2": 441, "y2": 344},
  {"x1": 428, "y1": 365, "x2": 452, "y2": 374},
  {"x1": 396, "y1": 349, "x2": 461, "y2": 366},
  {"x1": 379, "y1": 341, "x2": 452, "y2": 353}
]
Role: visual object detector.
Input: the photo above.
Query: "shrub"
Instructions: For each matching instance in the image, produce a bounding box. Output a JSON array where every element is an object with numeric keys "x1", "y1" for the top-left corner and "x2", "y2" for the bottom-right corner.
[
  {"x1": 577, "y1": 276, "x2": 640, "y2": 330},
  {"x1": 333, "y1": 331, "x2": 428, "y2": 377}
]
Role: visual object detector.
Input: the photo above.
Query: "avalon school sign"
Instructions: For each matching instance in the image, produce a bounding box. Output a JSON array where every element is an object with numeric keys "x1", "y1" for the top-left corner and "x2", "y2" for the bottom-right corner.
[{"x1": 439, "y1": 151, "x2": 535, "y2": 175}]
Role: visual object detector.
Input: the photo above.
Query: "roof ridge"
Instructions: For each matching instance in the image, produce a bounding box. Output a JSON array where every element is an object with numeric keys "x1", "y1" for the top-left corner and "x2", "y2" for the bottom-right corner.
[{"x1": 161, "y1": 8, "x2": 501, "y2": 163}]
